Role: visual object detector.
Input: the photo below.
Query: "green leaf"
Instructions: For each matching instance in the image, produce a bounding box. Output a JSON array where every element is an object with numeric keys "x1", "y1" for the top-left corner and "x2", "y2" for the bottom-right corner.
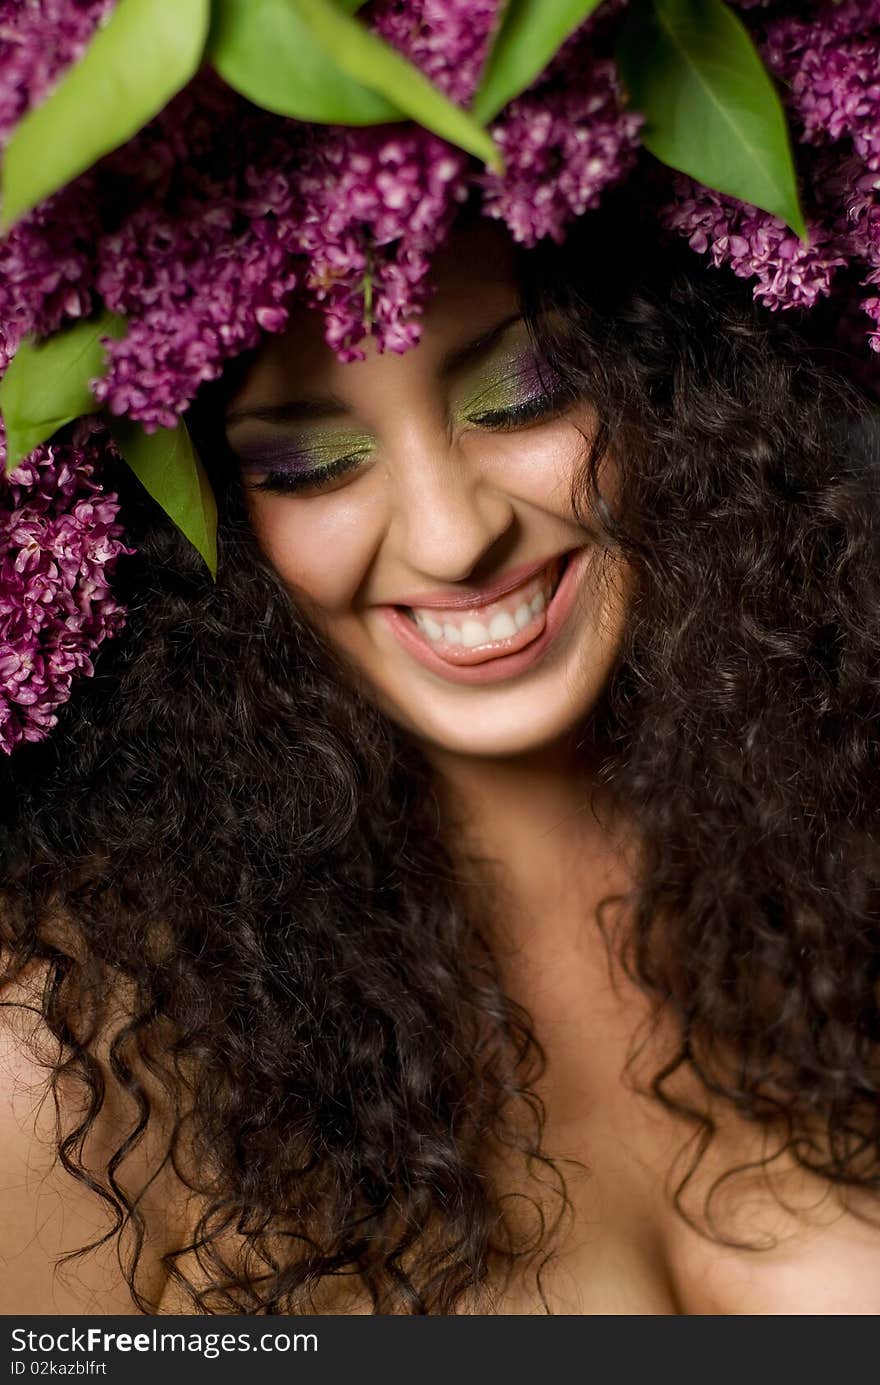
[
  {"x1": 1, "y1": 0, "x2": 211, "y2": 231},
  {"x1": 109, "y1": 417, "x2": 218, "y2": 579},
  {"x1": 293, "y1": 0, "x2": 503, "y2": 170},
  {"x1": 616, "y1": 0, "x2": 807, "y2": 240},
  {"x1": 209, "y1": 0, "x2": 402, "y2": 125},
  {"x1": 1, "y1": 312, "x2": 127, "y2": 475},
  {"x1": 473, "y1": 0, "x2": 605, "y2": 123}
]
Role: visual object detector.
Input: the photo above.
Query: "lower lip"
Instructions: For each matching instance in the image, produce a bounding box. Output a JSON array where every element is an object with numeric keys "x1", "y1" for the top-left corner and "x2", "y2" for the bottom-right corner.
[{"x1": 380, "y1": 547, "x2": 590, "y2": 686}]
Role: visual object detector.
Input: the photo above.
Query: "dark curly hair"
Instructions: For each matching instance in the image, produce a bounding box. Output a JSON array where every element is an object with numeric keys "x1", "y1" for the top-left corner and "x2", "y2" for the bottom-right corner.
[{"x1": 2, "y1": 194, "x2": 879, "y2": 1314}]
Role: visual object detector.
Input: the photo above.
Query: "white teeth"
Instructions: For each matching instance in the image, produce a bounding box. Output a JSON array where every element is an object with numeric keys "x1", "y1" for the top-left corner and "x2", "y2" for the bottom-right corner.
[
  {"x1": 461, "y1": 618, "x2": 490, "y2": 648},
  {"x1": 408, "y1": 554, "x2": 570, "y2": 648},
  {"x1": 417, "y1": 613, "x2": 444, "y2": 640},
  {"x1": 488, "y1": 612, "x2": 517, "y2": 639}
]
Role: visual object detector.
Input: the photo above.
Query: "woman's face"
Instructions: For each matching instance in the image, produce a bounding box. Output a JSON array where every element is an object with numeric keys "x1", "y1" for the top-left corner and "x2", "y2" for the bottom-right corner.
[{"x1": 226, "y1": 227, "x2": 631, "y2": 758}]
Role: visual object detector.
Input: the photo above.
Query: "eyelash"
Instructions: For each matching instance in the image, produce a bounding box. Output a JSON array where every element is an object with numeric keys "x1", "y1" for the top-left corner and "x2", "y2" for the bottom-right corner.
[{"x1": 248, "y1": 388, "x2": 571, "y2": 496}]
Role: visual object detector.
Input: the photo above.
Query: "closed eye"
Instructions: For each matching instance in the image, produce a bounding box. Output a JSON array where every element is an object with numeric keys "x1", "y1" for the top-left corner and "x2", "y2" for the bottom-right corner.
[
  {"x1": 466, "y1": 386, "x2": 575, "y2": 431},
  {"x1": 246, "y1": 450, "x2": 369, "y2": 495}
]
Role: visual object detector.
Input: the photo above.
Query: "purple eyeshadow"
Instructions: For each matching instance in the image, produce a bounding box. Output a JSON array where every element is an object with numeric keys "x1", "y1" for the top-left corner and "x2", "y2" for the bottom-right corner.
[{"x1": 237, "y1": 445, "x2": 315, "y2": 476}]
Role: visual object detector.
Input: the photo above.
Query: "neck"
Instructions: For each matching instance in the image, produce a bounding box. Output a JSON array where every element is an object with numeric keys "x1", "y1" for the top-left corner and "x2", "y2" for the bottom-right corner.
[
  {"x1": 425, "y1": 728, "x2": 637, "y2": 953},
  {"x1": 424, "y1": 729, "x2": 659, "y2": 1204}
]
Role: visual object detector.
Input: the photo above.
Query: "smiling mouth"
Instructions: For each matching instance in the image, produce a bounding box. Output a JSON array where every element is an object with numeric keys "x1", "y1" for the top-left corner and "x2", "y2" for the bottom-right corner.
[{"x1": 399, "y1": 552, "x2": 570, "y2": 665}]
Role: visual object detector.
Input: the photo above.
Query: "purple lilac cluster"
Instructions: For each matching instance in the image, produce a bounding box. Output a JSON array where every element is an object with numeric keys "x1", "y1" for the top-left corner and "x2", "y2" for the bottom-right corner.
[
  {"x1": 92, "y1": 80, "x2": 304, "y2": 428},
  {"x1": 287, "y1": 1, "x2": 640, "y2": 357},
  {"x1": 0, "y1": 0, "x2": 128, "y2": 753},
  {"x1": 662, "y1": 166, "x2": 848, "y2": 313},
  {"x1": 761, "y1": 0, "x2": 880, "y2": 169},
  {"x1": 368, "y1": 0, "x2": 500, "y2": 106},
  {"x1": 0, "y1": 175, "x2": 100, "y2": 365},
  {"x1": 0, "y1": 413, "x2": 132, "y2": 754},
  {"x1": 663, "y1": 0, "x2": 880, "y2": 350},
  {"x1": 0, "y1": 0, "x2": 108, "y2": 355},
  {"x1": 482, "y1": 55, "x2": 642, "y2": 246},
  {"x1": 844, "y1": 163, "x2": 880, "y2": 349},
  {"x1": 763, "y1": 0, "x2": 880, "y2": 352},
  {"x1": 275, "y1": 0, "x2": 498, "y2": 359},
  {"x1": 295, "y1": 126, "x2": 469, "y2": 360},
  {"x1": 0, "y1": 0, "x2": 111, "y2": 146}
]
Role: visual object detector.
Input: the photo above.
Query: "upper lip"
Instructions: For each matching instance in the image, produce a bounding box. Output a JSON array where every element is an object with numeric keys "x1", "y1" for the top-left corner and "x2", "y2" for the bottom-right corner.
[{"x1": 391, "y1": 550, "x2": 571, "y2": 611}]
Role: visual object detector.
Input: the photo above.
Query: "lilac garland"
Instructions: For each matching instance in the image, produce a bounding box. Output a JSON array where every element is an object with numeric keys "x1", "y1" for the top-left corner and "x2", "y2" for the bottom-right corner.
[
  {"x1": 1, "y1": 0, "x2": 880, "y2": 750},
  {"x1": 7, "y1": 0, "x2": 877, "y2": 412},
  {"x1": 0, "y1": 0, "x2": 642, "y2": 423},
  {"x1": 2, "y1": 0, "x2": 875, "y2": 420}
]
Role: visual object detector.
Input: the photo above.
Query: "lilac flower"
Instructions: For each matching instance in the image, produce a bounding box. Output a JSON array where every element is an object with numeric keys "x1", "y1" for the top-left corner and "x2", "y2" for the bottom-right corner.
[
  {"x1": 93, "y1": 191, "x2": 300, "y2": 430},
  {"x1": 368, "y1": 0, "x2": 500, "y2": 106},
  {"x1": 863, "y1": 296, "x2": 880, "y2": 352},
  {"x1": 0, "y1": 0, "x2": 114, "y2": 148},
  {"x1": 296, "y1": 125, "x2": 469, "y2": 360},
  {"x1": 761, "y1": 0, "x2": 880, "y2": 171},
  {"x1": 92, "y1": 82, "x2": 302, "y2": 430},
  {"x1": 482, "y1": 56, "x2": 642, "y2": 246},
  {"x1": 0, "y1": 417, "x2": 132, "y2": 754},
  {"x1": 0, "y1": 176, "x2": 99, "y2": 360},
  {"x1": 257, "y1": 0, "x2": 500, "y2": 362},
  {"x1": 662, "y1": 174, "x2": 848, "y2": 313},
  {"x1": 830, "y1": 155, "x2": 880, "y2": 351}
]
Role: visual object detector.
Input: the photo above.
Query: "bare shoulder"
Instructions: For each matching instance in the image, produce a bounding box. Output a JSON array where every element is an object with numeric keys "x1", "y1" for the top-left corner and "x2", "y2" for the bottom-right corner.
[
  {"x1": 0, "y1": 959, "x2": 371, "y2": 1319},
  {"x1": 0, "y1": 962, "x2": 188, "y2": 1315}
]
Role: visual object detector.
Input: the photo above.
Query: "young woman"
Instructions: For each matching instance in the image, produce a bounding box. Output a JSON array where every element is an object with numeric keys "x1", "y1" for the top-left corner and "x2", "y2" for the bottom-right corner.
[
  {"x1": 2, "y1": 196, "x2": 879, "y2": 1314},
  {"x1": 2, "y1": 0, "x2": 880, "y2": 1318}
]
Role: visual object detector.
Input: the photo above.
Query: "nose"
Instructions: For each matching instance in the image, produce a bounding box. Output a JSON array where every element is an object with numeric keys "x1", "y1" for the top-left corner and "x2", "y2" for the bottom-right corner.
[{"x1": 388, "y1": 433, "x2": 516, "y2": 584}]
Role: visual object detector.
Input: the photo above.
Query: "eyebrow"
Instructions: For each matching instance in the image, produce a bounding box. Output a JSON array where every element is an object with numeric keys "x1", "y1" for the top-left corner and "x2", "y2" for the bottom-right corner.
[{"x1": 224, "y1": 310, "x2": 524, "y2": 429}]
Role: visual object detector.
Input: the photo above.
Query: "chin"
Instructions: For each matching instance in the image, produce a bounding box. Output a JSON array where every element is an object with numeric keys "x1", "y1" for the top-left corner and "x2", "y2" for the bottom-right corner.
[
  {"x1": 416, "y1": 721, "x2": 584, "y2": 760},
  {"x1": 380, "y1": 684, "x2": 600, "y2": 760}
]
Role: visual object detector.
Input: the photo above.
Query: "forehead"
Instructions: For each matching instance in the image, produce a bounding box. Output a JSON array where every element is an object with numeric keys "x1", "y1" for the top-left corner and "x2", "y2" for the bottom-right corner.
[{"x1": 229, "y1": 221, "x2": 522, "y2": 410}]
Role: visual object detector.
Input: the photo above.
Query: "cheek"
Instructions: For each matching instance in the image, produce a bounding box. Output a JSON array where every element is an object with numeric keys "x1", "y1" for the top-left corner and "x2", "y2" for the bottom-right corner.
[
  {"x1": 479, "y1": 416, "x2": 592, "y2": 515},
  {"x1": 244, "y1": 490, "x2": 382, "y2": 613}
]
